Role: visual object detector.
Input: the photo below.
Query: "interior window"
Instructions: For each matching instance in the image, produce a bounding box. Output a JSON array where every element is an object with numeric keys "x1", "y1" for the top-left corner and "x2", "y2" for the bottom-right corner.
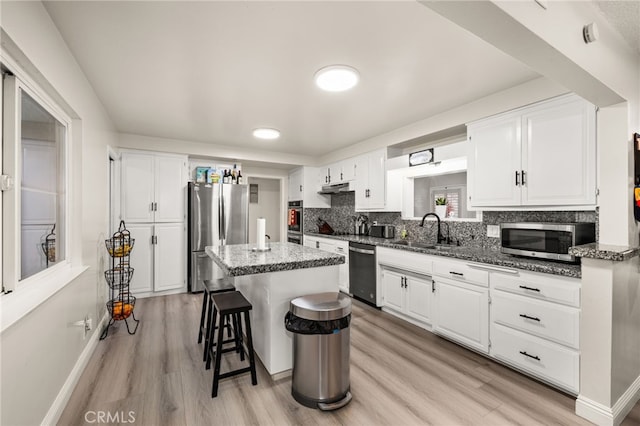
[
  {"x1": 3, "y1": 73, "x2": 68, "y2": 290},
  {"x1": 413, "y1": 171, "x2": 475, "y2": 219}
]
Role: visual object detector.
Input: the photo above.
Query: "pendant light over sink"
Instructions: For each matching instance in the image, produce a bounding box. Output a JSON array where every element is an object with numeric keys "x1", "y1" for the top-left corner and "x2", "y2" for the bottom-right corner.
[{"x1": 314, "y1": 65, "x2": 359, "y2": 92}]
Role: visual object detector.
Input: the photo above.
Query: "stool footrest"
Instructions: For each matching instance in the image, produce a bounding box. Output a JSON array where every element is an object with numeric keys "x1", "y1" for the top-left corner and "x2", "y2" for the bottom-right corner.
[{"x1": 218, "y1": 366, "x2": 252, "y2": 380}]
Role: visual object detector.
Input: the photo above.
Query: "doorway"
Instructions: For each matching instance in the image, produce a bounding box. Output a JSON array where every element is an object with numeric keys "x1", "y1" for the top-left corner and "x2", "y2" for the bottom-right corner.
[{"x1": 247, "y1": 177, "x2": 281, "y2": 243}]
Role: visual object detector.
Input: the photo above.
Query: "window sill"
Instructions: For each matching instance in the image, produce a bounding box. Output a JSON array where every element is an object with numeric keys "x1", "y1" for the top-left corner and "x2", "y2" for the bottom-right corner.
[{"x1": 1, "y1": 264, "x2": 89, "y2": 333}]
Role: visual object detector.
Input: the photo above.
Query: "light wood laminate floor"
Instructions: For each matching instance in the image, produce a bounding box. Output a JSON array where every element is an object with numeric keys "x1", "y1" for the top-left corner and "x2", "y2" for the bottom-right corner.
[{"x1": 59, "y1": 294, "x2": 640, "y2": 425}]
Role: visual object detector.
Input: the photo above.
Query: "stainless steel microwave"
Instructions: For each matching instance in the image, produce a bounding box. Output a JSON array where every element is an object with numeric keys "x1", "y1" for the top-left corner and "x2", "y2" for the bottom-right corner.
[{"x1": 500, "y1": 222, "x2": 596, "y2": 263}]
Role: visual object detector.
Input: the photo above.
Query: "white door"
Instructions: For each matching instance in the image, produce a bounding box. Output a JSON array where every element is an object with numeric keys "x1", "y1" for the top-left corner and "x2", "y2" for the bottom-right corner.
[
  {"x1": 354, "y1": 154, "x2": 369, "y2": 210},
  {"x1": 433, "y1": 277, "x2": 489, "y2": 353},
  {"x1": 521, "y1": 97, "x2": 596, "y2": 206},
  {"x1": 154, "y1": 155, "x2": 186, "y2": 222},
  {"x1": 467, "y1": 114, "x2": 522, "y2": 207},
  {"x1": 334, "y1": 243, "x2": 349, "y2": 293},
  {"x1": 154, "y1": 222, "x2": 185, "y2": 292},
  {"x1": 126, "y1": 223, "x2": 153, "y2": 293},
  {"x1": 121, "y1": 153, "x2": 154, "y2": 223},
  {"x1": 381, "y1": 269, "x2": 404, "y2": 312},
  {"x1": 405, "y1": 274, "x2": 432, "y2": 324},
  {"x1": 367, "y1": 150, "x2": 386, "y2": 209}
]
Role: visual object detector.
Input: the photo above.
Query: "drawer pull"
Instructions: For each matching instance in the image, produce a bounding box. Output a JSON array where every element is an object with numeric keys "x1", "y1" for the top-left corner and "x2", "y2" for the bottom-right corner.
[
  {"x1": 449, "y1": 271, "x2": 464, "y2": 277},
  {"x1": 519, "y1": 314, "x2": 541, "y2": 322},
  {"x1": 519, "y1": 351, "x2": 541, "y2": 361},
  {"x1": 519, "y1": 285, "x2": 540, "y2": 292}
]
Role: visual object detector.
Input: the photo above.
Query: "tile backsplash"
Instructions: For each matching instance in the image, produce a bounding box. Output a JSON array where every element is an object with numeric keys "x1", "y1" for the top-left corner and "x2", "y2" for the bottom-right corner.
[{"x1": 304, "y1": 192, "x2": 597, "y2": 249}]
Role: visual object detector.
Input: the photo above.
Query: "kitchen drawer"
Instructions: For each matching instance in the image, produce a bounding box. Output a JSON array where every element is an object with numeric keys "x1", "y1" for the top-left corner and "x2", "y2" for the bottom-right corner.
[
  {"x1": 491, "y1": 270, "x2": 580, "y2": 307},
  {"x1": 491, "y1": 323, "x2": 579, "y2": 393},
  {"x1": 433, "y1": 259, "x2": 489, "y2": 287},
  {"x1": 492, "y1": 291, "x2": 579, "y2": 349}
]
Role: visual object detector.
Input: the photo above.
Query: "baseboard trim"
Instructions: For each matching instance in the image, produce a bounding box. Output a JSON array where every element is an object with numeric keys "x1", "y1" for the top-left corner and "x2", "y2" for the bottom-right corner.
[
  {"x1": 576, "y1": 373, "x2": 640, "y2": 426},
  {"x1": 41, "y1": 313, "x2": 108, "y2": 426}
]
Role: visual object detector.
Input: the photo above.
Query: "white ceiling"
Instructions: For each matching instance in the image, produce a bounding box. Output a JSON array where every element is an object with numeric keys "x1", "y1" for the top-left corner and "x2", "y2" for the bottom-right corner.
[
  {"x1": 595, "y1": 0, "x2": 640, "y2": 54},
  {"x1": 43, "y1": 1, "x2": 543, "y2": 159}
]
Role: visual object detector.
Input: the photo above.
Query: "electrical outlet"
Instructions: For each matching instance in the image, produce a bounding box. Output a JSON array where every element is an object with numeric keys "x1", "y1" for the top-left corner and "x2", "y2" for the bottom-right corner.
[{"x1": 487, "y1": 225, "x2": 500, "y2": 238}]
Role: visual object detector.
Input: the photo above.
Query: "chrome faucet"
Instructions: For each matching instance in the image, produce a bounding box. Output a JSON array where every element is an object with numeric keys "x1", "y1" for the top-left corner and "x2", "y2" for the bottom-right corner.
[{"x1": 420, "y1": 213, "x2": 445, "y2": 244}]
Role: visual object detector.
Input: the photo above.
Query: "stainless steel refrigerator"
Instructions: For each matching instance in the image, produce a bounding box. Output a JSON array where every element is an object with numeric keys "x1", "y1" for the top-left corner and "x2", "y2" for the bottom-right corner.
[{"x1": 188, "y1": 182, "x2": 249, "y2": 292}]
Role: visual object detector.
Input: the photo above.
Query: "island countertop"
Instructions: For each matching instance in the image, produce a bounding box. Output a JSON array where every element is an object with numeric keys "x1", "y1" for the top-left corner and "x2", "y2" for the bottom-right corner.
[{"x1": 205, "y1": 242, "x2": 345, "y2": 277}]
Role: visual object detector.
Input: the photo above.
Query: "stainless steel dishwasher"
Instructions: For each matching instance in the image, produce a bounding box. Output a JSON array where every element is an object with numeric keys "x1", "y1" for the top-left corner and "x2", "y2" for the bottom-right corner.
[{"x1": 348, "y1": 242, "x2": 376, "y2": 306}]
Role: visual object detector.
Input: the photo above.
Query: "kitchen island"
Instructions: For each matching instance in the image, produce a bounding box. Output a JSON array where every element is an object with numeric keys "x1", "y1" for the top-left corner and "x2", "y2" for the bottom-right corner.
[{"x1": 205, "y1": 242, "x2": 344, "y2": 377}]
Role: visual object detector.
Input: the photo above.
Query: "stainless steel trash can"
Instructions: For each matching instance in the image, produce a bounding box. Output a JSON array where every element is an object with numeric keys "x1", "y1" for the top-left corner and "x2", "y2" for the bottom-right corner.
[{"x1": 284, "y1": 292, "x2": 352, "y2": 410}]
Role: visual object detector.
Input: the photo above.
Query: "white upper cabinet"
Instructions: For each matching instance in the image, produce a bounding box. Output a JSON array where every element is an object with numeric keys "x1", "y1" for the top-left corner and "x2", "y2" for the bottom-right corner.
[
  {"x1": 355, "y1": 148, "x2": 386, "y2": 211},
  {"x1": 288, "y1": 167, "x2": 331, "y2": 208},
  {"x1": 466, "y1": 94, "x2": 596, "y2": 208},
  {"x1": 121, "y1": 151, "x2": 187, "y2": 223},
  {"x1": 323, "y1": 158, "x2": 356, "y2": 185}
]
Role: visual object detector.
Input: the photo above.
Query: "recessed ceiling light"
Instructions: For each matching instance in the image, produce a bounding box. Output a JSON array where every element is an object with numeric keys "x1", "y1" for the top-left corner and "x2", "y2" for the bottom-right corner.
[
  {"x1": 253, "y1": 128, "x2": 280, "y2": 140},
  {"x1": 314, "y1": 65, "x2": 359, "y2": 92}
]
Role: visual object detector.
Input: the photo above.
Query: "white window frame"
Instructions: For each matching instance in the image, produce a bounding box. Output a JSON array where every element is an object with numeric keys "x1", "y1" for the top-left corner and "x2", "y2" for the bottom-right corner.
[{"x1": 1, "y1": 52, "x2": 87, "y2": 332}]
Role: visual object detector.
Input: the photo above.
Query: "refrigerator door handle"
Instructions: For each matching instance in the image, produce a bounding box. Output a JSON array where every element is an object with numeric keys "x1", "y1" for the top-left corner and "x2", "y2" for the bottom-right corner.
[{"x1": 219, "y1": 189, "x2": 226, "y2": 243}]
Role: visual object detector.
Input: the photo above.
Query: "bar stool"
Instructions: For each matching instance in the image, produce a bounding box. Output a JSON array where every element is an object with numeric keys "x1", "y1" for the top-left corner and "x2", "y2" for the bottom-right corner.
[
  {"x1": 198, "y1": 279, "x2": 235, "y2": 362},
  {"x1": 206, "y1": 291, "x2": 258, "y2": 398}
]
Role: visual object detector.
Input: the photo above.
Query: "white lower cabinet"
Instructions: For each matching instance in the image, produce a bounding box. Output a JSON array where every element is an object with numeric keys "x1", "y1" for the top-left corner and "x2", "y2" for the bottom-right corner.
[
  {"x1": 376, "y1": 247, "x2": 580, "y2": 394},
  {"x1": 490, "y1": 323, "x2": 579, "y2": 393},
  {"x1": 489, "y1": 269, "x2": 581, "y2": 393},
  {"x1": 432, "y1": 276, "x2": 489, "y2": 354},
  {"x1": 304, "y1": 235, "x2": 349, "y2": 294},
  {"x1": 381, "y1": 267, "x2": 432, "y2": 324},
  {"x1": 127, "y1": 222, "x2": 185, "y2": 295}
]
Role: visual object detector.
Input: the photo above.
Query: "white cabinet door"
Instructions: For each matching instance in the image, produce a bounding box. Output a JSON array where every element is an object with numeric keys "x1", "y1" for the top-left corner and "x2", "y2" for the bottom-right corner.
[
  {"x1": 154, "y1": 155, "x2": 186, "y2": 222},
  {"x1": 341, "y1": 158, "x2": 356, "y2": 182},
  {"x1": 121, "y1": 153, "x2": 155, "y2": 223},
  {"x1": 433, "y1": 276, "x2": 489, "y2": 353},
  {"x1": 334, "y1": 242, "x2": 349, "y2": 293},
  {"x1": 405, "y1": 274, "x2": 432, "y2": 324},
  {"x1": 381, "y1": 269, "x2": 404, "y2": 312},
  {"x1": 126, "y1": 223, "x2": 153, "y2": 293},
  {"x1": 521, "y1": 98, "x2": 596, "y2": 206},
  {"x1": 467, "y1": 113, "x2": 521, "y2": 207},
  {"x1": 303, "y1": 236, "x2": 318, "y2": 249},
  {"x1": 354, "y1": 155, "x2": 369, "y2": 210},
  {"x1": 288, "y1": 168, "x2": 303, "y2": 201},
  {"x1": 367, "y1": 149, "x2": 386, "y2": 209},
  {"x1": 154, "y1": 222, "x2": 185, "y2": 292},
  {"x1": 329, "y1": 163, "x2": 342, "y2": 184}
]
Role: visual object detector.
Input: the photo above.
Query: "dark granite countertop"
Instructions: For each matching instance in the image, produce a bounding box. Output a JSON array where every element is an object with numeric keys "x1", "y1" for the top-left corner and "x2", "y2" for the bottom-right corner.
[
  {"x1": 306, "y1": 233, "x2": 582, "y2": 278},
  {"x1": 205, "y1": 242, "x2": 345, "y2": 277},
  {"x1": 569, "y1": 242, "x2": 640, "y2": 262}
]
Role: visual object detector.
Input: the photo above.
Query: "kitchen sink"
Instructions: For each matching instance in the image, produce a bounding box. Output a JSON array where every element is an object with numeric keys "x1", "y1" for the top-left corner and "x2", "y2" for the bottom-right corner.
[
  {"x1": 390, "y1": 240, "x2": 458, "y2": 250},
  {"x1": 389, "y1": 240, "x2": 436, "y2": 249}
]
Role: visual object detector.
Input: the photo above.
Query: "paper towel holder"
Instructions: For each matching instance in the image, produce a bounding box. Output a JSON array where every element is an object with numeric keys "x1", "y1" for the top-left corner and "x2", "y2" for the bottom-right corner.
[{"x1": 251, "y1": 234, "x2": 271, "y2": 252}]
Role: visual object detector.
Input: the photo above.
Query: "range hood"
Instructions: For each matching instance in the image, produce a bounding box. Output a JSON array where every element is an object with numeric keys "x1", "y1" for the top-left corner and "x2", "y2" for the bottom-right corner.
[{"x1": 318, "y1": 182, "x2": 353, "y2": 194}]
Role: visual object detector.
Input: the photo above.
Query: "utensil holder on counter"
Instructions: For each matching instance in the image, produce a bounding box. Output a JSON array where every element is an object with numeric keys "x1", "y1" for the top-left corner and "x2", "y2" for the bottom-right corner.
[{"x1": 100, "y1": 220, "x2": 139, "y2": 340}]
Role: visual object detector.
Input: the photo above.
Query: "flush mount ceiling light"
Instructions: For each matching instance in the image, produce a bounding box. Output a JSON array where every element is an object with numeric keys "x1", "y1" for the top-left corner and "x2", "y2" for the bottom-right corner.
[
  {"x1": 252, "y1": 128, "x2": 280, "y2": 140},
  {"x1": 314, "y1": 65, "x2": 360, "y2": 92}
]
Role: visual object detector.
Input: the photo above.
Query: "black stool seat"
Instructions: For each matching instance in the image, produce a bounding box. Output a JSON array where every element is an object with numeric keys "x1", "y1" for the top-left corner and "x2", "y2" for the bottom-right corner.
[
  {"x1": 197, "y1": 279, "x2": 236, "y2": 353},
  {"x1": 206, "y1": 291, "x2": 257, "y2": 397},
  {"x1": 203, "y1": 279, "x2": 235, "y2": 293}
]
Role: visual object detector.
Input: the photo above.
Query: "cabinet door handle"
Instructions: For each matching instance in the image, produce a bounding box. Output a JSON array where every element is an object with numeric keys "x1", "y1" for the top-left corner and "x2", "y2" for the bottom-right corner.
[
  {"x1": 432, "y1": 280, "x2": 435, "y2": 293},
  {"x1": 449, "y1": 271, "x2": 464, "y2": 277},
  {"x1": 521, "y1": 170, "x2": 526, "y2": 185},
  {"x1": 519, "y1": 351, "x2": 541, "y2": 361},
  {"x1": 154, "y1": 202, "x2": 158, "y2": 211},
  {"x1": 519, "y1": 285, "x2": 541, "y2": 292},
  {"x1": 325, "y1": 176, "x2": 328, "y2": 183},
  {"x1": 515, "y1": 170, "x2": 520, "y2": 186},
  {"x1": 316, "y1": 242, "x2": 319, "y2": 249},
  {"x1": 340, "y1": 172, "x2": 343, "y2": 180},
  {"x1": 299, "y1": 185, "x2": 302, "y2": 192},
  {"x1": 519, "y1": 314, "x2": 541, "y2": 322},
  {"x1": 400, "y1": 276, "x2": 404, "y2": 288}
]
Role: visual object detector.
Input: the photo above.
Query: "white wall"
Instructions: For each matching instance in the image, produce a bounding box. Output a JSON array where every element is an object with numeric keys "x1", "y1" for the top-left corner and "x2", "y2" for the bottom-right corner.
[
  {"x1": 0, "y1": 1, "x2": 118, "y2": 424},
  {"x1": 247, "y1": 177, "x2": 281, "y2": 244}
]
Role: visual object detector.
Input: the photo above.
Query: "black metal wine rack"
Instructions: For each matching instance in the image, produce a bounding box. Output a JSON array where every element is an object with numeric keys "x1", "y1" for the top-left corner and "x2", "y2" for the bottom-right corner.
[{"x1": 100, "y1": 220, "x2": 139, "y2": 339}]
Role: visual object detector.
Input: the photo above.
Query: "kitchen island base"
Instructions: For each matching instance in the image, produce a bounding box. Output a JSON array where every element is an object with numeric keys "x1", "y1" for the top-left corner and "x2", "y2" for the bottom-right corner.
[{"x1": 232, "y1": 265, "x2": 340, "y2": 376}]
